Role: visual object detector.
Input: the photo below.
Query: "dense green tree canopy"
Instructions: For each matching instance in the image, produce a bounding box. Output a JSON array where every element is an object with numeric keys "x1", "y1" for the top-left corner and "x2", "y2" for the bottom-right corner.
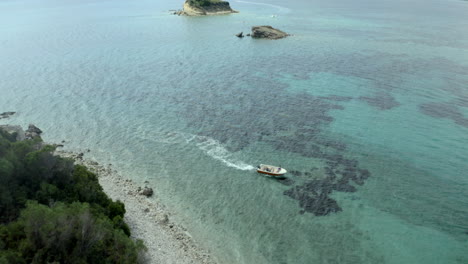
[
  {"x1": 0, "y1": 128, "x2": 145, "y2": 263},
  {"x1": 188, "y1": 0, "x2": 221, "y2": 7}
]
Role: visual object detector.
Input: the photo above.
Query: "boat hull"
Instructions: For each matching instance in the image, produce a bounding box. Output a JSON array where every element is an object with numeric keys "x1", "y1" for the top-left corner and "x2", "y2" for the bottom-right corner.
[
  {"x1": 257, "y1": 169, "x2": 287, "y2": 178},
  {"x1": 256, "y1": 164, "x2": 287, "y2": 178}
]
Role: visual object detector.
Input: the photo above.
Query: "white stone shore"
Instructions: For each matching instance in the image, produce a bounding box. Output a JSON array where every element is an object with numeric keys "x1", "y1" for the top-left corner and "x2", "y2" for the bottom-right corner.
[{"x1": 55, "y1": 150, "x2": 217, "y2": 264}]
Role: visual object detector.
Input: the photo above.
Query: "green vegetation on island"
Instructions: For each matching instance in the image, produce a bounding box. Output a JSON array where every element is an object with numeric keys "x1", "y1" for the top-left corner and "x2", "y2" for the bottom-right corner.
[
  {"x1": 180, "y1": 0, "x2": 236, "y2": 16},
  {"x1": 0, "y1": 127, "x2": 145, "y2": 263},
  {"x1": 187, "y1": 0, "x2": 221, "y2": 7}
]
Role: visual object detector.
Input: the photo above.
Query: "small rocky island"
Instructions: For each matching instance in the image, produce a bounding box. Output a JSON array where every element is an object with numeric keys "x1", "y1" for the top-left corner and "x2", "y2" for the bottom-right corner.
[
  {"x1": 179, "y1": 0, "x2": 238, "y2": 16},
  {"x1": 251, "y1": 26, "x2": 289, "y2": 39}
]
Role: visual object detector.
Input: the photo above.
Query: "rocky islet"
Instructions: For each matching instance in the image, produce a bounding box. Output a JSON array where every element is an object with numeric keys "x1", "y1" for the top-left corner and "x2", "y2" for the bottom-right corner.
[
  {"x1": 251, "y1": 26, "x2": 289, "y2": 39},
  {"x1": 175, "y1": 0, "x2": 238, "y2": 16}
]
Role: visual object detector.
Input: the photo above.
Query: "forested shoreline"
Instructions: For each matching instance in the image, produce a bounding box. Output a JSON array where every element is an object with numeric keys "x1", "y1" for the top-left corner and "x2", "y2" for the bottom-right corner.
[{"x1": 0, "y1": 126, "x2": 146, "y2": 263}]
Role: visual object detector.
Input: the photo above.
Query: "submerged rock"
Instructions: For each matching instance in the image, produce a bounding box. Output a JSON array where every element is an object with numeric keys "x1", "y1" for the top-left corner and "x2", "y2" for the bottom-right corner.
[
  {"x1": 277, "y1": 178, "x2": 295, "y2": 186},
  {"x1": 251, "y1": 26, "x2": 289, "y2": 39},
  {"x1": 140, "y1": 187, "x2": 154, "y2": 197},
  {"x1": 289, "y1": 170, "x2": 302, "y2": 176},
  {"x1": 284, "y1": 186, "x2": 342, "y2": 216},
  {"x1": 158, "y1": 214, "x2": 169, "y2": 225}
]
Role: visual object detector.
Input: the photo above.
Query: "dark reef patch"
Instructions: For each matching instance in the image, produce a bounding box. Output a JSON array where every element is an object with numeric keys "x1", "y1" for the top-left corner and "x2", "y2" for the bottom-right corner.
[
  {"x1": 173, "y1": 61, "x2": 374, "y2": 216},
  {"x1": 289, "y1": 170, "x2": 302, "y2": 176},
  {"x1": 319, "y1": 95, "x2": 354, "y2": 102},
  {"x1": 359, "y1": 92, "x2": 400, "y2": 110},
  {"x1": 454, "y1": 97, "x2": 468, "y2": 108},
  {"x1": 278, "y1": 53, "x2": 468, "y2": 109},
  {"x1": 419, "y1": 102, "x2": 468, "y2": 128},
  {"x1": 277, "y1": 178, "x2": 295, "y2": 186},
  {"x1": 283, "y1": 159, "x2": 370, "y2": 216},
  {"x1": 284, "y1": 183, "x2": 342, "y2": 216},
  {"x1": 420, "y1": 102, "x2": 459, "y2": 118}
]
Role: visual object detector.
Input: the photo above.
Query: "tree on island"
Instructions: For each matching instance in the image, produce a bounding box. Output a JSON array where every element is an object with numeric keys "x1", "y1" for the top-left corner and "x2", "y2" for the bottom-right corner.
[
  {"x1": 181, "y1": 0, "x2": 237, "y2": 16},
  {"x1": 187, "y1": 0, "x2": 222, "y2": 7}
]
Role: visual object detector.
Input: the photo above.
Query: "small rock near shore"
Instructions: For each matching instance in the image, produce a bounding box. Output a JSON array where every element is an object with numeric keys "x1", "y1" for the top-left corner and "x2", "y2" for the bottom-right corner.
[
  {"x1": 0, "y1": 112, "x2": 16, "y2": 119},
  {"x1": 158, "y1": 214, "x2": 169, "y2": 225},
  {"x1": 140, "y1": 187, "x2": 154, "y2": 197},
  {"x1": 25, "y1": 124, "x2": 43, "y2": 139},
  {"x1": 27, "y1": 124, "x2": 42, "y2": 134},
  {"x1": 235, "y1": 32, "x2": 244, "y2": 38}
]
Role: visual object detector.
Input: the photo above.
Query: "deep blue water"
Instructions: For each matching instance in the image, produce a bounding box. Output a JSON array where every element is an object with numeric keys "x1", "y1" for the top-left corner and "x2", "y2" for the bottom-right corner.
[{"x1": 1, "y1": 0, "x2": 468, "y2": 263}]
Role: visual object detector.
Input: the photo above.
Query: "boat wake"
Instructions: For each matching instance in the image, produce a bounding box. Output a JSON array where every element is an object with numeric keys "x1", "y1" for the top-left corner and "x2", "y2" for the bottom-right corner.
[
  {"x1": 189, "y1": 135, "x2": 255, "y2": 171},
  {"x1": 135, "y1": 129, "x2": 254, "y2": 171},
  {"x1": 235, "y1": 1, "x2": 291, "y2": 13}
]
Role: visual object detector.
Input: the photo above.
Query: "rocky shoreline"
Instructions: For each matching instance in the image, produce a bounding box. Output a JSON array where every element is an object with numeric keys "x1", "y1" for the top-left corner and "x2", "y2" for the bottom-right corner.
[
  {"x1": 0, "y1": 121, "x2": 217, "y2": 264},
  {"x1": 55, "y1": 150, "x2": 217, "y2": 264}
]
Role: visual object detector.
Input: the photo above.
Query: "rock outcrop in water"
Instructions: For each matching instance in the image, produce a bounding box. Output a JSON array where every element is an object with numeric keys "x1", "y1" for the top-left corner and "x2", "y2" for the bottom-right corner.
[
  {"x1": 140, "y1": 187, "x2": 154, "y2": 197},
  {"x1": 0, "y1": 123, "x2": 43, "y2": 141},
  {"x1": 0, "y1": 111, "x2": 15, "y2": 119},
  {"x1": 25, "y1": 124, "x2": 43, "y2": 139},
  {"x1": 0, "y1": 125, "x2": 25, "y2": 141},
  {"x1": 235, "y1": 32, "x2": 244, "y2": 38},
  {"x1": 251, "y1": 26, "x2": 289, "y2": 39},
  {"x1": 180, "y1": 0, "x2": 238, "y2": 16}
]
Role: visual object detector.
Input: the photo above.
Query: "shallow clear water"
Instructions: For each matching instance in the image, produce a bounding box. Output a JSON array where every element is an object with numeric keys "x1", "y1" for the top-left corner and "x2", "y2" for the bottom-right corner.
[{"x1": 1, "y1": 0, "x2": 468, "y2": 263}]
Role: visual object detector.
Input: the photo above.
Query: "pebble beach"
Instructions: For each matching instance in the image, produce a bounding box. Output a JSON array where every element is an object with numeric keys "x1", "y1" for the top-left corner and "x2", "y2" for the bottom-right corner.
[{"x1": 55, "y1": 150, "x2": 217, "y2": 264}]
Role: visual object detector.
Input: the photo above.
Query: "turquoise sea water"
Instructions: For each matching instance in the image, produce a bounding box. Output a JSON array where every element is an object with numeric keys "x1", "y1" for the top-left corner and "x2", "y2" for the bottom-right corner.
[{"x1": 1, "y1": 0, "x2": 468, "y2": 263}]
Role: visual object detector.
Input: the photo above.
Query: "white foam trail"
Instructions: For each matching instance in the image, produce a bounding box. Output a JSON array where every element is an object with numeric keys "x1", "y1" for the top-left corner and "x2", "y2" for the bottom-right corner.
[
  {"x1": 194, "y1": 136, "x2": 255, "y2": 171},
  {"x1": 134, "y1": 129, "x2": 195, "y2": 145},
  {"x1": 135, "y1": 129, "x2": 254, "y2": 171},
  {"x1": 134, "y1": 130, "x2": 179, "y2": 144},
  {"x1": 235, "y1": 1, "x2": 291, "y2": 13}
]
